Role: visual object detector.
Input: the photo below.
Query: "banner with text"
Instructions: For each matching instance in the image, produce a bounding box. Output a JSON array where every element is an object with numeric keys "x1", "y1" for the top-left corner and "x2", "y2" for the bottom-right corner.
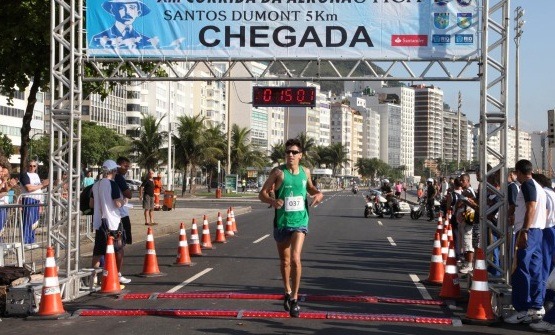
[{"x1": 86, "y1": 0, "x2": 480, "y2": 59}]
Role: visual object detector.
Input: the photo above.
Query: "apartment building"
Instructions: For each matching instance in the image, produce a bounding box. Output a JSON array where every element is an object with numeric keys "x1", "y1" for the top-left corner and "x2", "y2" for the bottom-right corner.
[
  {"x1": 1, "y1": 88, "x2": 46, "y2": 165},
  {"x1": 412, "y1": 84, "x2": 443, "y2": 162}
]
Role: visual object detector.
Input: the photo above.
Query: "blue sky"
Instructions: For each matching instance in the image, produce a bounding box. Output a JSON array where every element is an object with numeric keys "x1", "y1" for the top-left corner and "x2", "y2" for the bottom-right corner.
[{"x1": 434, "y1": 0, "x2": 554, "y2": 133}]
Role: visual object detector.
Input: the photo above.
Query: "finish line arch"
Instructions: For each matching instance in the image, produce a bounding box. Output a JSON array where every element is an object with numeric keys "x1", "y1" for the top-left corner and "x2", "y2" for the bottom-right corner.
[{"x1": 48, "y1": 0, "x2": 510, "y2": 306}]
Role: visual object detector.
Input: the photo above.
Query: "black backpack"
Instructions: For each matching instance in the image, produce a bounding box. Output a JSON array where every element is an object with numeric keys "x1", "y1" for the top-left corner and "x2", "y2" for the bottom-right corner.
[{"x1": 79, "y1": 184, "x2": 94, "y2": 215}]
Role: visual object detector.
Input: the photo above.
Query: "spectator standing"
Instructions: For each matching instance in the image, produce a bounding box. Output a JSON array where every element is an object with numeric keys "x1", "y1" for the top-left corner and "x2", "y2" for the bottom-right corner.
[
  {"x1": 83, "y1": 171, "x2": 95, "y2": 187},
  {"x1": 445, "y1": 177, "x2": 463, "y2": 260},
  {"x1": 89, "y1": 160, "x2": 127, "y2": 280},
  {"x1": 19, "y1": 160, "x2": 49, "y2": 245},
  {"x1": 139, "y1": 170, "x2": 156, "y2": 226},
  {"x1": 394, "y1": 181, "x2": 403, "y2": 198},
  {"x1": 441, "y1": 177, "x2": 449, "y2": 198},
  {"x1": 0, "y1": 160, "x2": 17, "y2": 235},
  {"x1": 153, "y1": 172, "x2": 163, "y2": 210},
  {"x1": 532, "y1": 175, "x2": 555, "y2": 332},
  {"x1": 242, "y1": 178, "x2": 246, "y2": 193},
  {"x1": 114, "y1": 156, "x2": 133, "y2": 284},
  {"x1": 507, "y1": 170, "x2": 520, "y2": 228},
  {"x1": 456, "y1": 173, "x2": 477, "y2": 274},
  {"x1": 505, "y1": 159, "x2": 546, "y2": 324}
]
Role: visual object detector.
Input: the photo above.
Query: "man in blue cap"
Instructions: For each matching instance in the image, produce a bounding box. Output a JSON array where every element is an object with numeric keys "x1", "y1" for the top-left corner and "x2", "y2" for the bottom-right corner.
[{"x1": 90, "y1": 0, "x2": 154, "y2": 49}]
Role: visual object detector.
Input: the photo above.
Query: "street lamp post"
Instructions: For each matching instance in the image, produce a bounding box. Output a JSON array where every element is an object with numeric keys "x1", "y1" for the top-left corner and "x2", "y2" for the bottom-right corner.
[
  {"x1": 167, "y1": 82, "x2": 173, "y2": 191},
  {"x1": 514, "y1": 6, "x2": 525, "y2": 161}
]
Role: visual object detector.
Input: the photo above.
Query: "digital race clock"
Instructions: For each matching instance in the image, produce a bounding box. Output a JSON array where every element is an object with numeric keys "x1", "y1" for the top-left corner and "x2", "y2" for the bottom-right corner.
[{"x1": 252, "y1": 86, "x2": 317, "y2": 108}]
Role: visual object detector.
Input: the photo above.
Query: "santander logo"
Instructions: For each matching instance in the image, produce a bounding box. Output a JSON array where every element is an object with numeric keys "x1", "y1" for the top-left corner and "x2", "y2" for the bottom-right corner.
[{"x1": 391, "y1": 35, "x2": 428, "y2": 46}]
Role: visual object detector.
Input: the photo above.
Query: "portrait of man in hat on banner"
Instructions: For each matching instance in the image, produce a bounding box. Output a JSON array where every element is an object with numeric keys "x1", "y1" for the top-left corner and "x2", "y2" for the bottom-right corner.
[{"x1": 89, "y1": 0, "x2": 155, "y2": 50}]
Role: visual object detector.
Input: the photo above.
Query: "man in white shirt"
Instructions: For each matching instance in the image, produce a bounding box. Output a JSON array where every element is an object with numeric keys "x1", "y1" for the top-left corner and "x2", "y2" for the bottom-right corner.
[
  {"x1": 90, "y1": 160, "x2": 126, "y2": 274},
  {"x1": 505, "y1": 160, "x2": 547, "y2": 324}
]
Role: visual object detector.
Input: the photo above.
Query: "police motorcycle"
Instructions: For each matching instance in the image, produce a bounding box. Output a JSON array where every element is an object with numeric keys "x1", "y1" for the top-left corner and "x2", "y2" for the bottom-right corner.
[
  {"x1": 410, "y1": 197, "x2": 441, "y2": 220},
  {"x1": 352, "y1": 184, "x2": 359, "y2": 194},
  {"x1": 410, "y1": 196, "x2": 441, "y2": 220},
  {"x1": 364, "y1": 189, "x2": 382, "y2": 218},
  {"x1": 364, "y1": 180, "x2": 411, "y2": 218}
]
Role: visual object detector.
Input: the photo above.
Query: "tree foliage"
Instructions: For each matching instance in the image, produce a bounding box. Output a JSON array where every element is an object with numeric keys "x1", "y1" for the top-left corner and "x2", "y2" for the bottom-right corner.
[
  {"x1": 295, "y1": 132, "x2": 316, "y2": 168},
  {"x1": 173, "y1": 115, "x2": 207, "y2": 194},
  {"x1": 131, "y1": 114, "x2": 167, "y2": 172},
  {"x1": 0, "y1": 133, "x2": 14, "y2": 159},
  {"x1": 230, "y1": 124, "x2": 266, "y2": 176},
  {"x1": 81, "y1": 122, "x2": 129, "y2": 167},
  {"x1": 0, "y1": 0, "x2": 50, "y2": 166}
]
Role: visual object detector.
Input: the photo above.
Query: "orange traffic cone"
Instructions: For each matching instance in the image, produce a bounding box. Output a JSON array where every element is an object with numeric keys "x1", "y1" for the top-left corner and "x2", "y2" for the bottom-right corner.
[
  {"x1": 435, "y1": 218, "x2": 444, "y2": 238},
  {"x1": 463, "y1": 248, "x2": 496, "y2": 324},
  {"x1": 440, "y1": 241, "x2": 461, "y2": 299},
  {"x1": 100, "y1": 236, "x2": 122, "y2": 294},
  {"x1": 201, "y1": 215, "x2": 214, "y2": 250},
  {"x1": 425, "y1": 232, "x2": 444, "y2": 285},
  {"x1": 230, "y1": 207, "x2": 238, "y2": 234},
  {"x1": 35, "y1": 247, "x2": 68, "y2": 318},
  {"x1": 139, "y1": 227, "x2": 166, "y2": 277},
  {"x1": 214, "y1": 211, "x2": 227, "y2": 243},
  {"x1": 441, "y1": 227, "x2": 449, "y2": 264},
  {"x1": 446, "y1": 220, "x2": 453, "y2": 243},
  {"x1": 173, "y1": 222, "x2": 193, "y2": 267},
  {"x1": 189, "y1": 218, "x2": 203, "y2": 256},
  {"x1": 225, "y1": 209, "x2": 235, "y2": 237}
]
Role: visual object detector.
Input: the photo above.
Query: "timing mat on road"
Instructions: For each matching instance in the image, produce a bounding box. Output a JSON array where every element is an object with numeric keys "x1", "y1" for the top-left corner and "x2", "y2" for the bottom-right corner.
[
  {"x1": 75, "y1": 308, "x2": 454, "y2": 324},
  {"x1": 121, "y1": 291, "x2": 445, "y2": 306}
]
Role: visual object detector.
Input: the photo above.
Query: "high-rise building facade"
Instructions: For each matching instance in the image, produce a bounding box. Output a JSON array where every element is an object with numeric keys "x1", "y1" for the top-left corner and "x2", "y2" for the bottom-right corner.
[
  {"x1": 412, "y1": 84, "x2": 444, "y2": 162},
  {"x1": 330, "y1": 102, "x2": 354, "y2": 176},
  {"x1": 442, "y1": 109, "x2": 470, "y2": 164}
]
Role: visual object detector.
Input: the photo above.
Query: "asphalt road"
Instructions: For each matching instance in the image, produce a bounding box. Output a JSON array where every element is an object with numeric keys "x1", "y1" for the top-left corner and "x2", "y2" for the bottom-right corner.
[{"x1": 1, "y1": 190, "x2": 536, "y2": 334}]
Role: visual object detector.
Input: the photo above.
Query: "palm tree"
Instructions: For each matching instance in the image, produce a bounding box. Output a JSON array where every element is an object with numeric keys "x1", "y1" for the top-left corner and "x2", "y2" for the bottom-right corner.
[
  {"x1": 295, "y1": 132, "x2": 316, "y2": 168},
  {"x1": 327, "y1": 142, "x2": 350, "y2": 176},
  {"x1": 132, "y1": 114, "x2": 167, "y2": 173},
  {"x1": 230, "y1": 124, "x2": 266, "y2": 176},
  {"x1": 173, "y1": 115, "x2": 207, "y2": 194},
  {"x1": 269, "y1": 142, "x2": 285, "y2": 166},
  {"x1": 312, "y1": 145, "x2": 331, "y2": 169},
  {"x1": 200, "y1": 124, "x2": 226, "y2": 191}
]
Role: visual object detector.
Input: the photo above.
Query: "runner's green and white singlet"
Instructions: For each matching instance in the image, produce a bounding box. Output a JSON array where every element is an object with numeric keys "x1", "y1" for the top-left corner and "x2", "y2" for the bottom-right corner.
[{"x1": 274, "y1": 165, "x2": 309, "y2": 229}]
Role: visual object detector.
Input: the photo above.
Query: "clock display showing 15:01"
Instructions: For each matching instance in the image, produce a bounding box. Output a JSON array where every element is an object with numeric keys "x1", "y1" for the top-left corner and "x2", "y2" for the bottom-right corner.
[{"x1": 252, "y1": 87, "x2": 317, "y2": 108}]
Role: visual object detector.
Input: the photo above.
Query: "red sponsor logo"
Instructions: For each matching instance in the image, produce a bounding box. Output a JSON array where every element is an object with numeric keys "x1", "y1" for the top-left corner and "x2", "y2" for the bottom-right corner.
[{"x1": 391, "y1": 35, "x2": 428, "y2": 46}]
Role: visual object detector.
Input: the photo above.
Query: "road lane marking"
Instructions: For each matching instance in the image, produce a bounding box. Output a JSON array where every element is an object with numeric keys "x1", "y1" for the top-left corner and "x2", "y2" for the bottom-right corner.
[
  {"x1": 387, "y1": 237, "x2": 396, "y2": 246},
  {"x1": 167, "y1": 268, "x2": 213, "y2": 293},
  {"x1": 409, "y1": 274, "x2": 432, "y2": 300},
  {"x1": 253, "y1": 234, "x2": 270, "y2": 244},
  {"x1": 377, "y1": 220, "x2": 383, "y2": 226}
]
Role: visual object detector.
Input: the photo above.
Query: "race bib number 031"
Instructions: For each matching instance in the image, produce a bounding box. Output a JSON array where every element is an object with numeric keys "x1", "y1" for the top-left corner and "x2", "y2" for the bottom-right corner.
[{"x1": 285, "y1": 196, "x2": 304, "y2": 212}]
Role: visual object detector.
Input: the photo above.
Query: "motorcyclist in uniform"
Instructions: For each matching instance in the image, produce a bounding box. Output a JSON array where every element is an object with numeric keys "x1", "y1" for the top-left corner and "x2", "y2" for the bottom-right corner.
[{"x1": 380, "y1": 179, "x2": 398, "y2": 217}]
